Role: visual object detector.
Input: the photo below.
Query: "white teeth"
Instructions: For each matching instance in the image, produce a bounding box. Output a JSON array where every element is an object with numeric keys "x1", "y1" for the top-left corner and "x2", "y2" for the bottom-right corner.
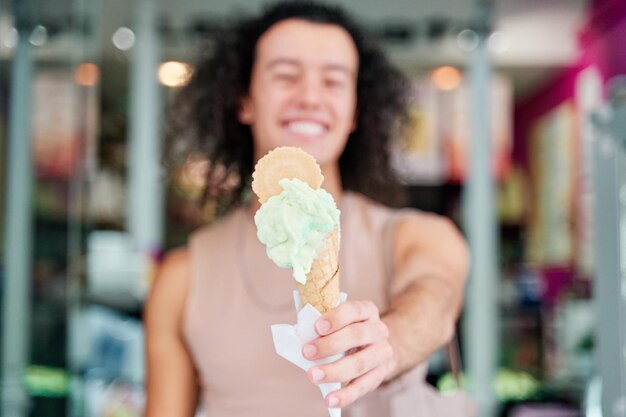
[{"x1": 286, "y1": 121, "x2": 326, "y2": 136}]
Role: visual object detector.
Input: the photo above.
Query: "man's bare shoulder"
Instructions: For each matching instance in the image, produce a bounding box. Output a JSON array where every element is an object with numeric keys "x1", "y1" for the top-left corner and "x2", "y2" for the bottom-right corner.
[
  {"x1": 158, "y1": 248, "x2": 190, "y2": 278},
  {"x1": 393, "y1": 211, "x2": 469, "y2": 277},
  {"x1": 144, "y1": 248, "x2": 190, "y2": 328},
  {"x1": 397, "y1": 211, "x2": 464, "y2": 244}
]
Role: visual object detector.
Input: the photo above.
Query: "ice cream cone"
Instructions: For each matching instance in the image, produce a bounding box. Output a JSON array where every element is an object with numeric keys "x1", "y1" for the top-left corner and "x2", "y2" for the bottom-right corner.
[{"x1": 296, "y1": 227, "x2": 340, "y2": 313}]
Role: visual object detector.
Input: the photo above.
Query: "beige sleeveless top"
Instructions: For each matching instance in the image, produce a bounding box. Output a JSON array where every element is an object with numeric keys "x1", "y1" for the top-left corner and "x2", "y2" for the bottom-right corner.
[{"x1": 184, "y1": 192, "x2": 429, "y2": 417}]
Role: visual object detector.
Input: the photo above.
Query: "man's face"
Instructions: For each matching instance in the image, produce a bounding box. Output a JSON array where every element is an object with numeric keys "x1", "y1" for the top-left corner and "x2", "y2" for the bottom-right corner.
[{"x1": 239, "y1": 18, "x2": 359, "y2": 170}]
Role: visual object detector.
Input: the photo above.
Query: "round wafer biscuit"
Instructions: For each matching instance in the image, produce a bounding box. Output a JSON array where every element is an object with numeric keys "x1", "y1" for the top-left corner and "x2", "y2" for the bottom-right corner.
[{"x1": 252, "y1": 147, "x2": 323, "y2": 203}]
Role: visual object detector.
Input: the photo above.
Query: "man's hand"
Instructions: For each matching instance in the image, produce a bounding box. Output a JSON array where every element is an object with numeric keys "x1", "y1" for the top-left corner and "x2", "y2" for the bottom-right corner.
[{"x1": 301, "y1": 300, "x2": 394, "y2": 408}]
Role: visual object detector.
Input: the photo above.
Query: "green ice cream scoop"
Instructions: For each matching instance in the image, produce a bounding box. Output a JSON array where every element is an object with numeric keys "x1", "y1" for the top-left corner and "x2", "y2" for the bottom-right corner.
[{"x1": 254, "y1": 178, "x2": 340, "y2": 284}]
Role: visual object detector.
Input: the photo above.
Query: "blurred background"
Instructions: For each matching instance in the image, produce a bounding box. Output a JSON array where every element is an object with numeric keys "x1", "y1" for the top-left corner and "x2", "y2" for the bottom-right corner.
[{"x1": 0, "y1": 0, "x2": 625, "y2": 416}]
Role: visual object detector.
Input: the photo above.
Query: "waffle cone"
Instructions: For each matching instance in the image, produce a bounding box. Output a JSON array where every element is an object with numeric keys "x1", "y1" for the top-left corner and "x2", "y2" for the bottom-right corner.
[{"x1": 296, "y1": 227, "x2": 340, "y2": 313}]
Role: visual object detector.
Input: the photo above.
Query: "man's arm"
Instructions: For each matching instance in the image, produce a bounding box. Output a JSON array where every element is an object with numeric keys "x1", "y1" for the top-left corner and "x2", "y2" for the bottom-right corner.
[
  {"x1": 382, "y1": 213, "x2": 469, "y2": 379},
  {"x1": 301, "y1": 212, "x2": 468, "y2": 408}
]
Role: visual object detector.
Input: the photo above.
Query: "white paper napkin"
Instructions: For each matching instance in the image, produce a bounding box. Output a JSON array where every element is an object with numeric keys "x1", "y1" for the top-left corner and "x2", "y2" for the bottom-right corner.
[{"x1": 271, "y1": 291, "x2": 348, "y2": 417}]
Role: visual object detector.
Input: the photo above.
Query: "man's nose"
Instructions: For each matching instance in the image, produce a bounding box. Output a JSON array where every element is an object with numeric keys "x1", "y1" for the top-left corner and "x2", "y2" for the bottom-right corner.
[{"x1": 297, "y1": 74, "x2": 322, "y2": 108}]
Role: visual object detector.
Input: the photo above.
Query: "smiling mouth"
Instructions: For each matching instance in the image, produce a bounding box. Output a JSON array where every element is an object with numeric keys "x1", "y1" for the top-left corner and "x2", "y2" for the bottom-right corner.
[{"x1": 284, "y1": 121, "x2": 328, "y2": 137}]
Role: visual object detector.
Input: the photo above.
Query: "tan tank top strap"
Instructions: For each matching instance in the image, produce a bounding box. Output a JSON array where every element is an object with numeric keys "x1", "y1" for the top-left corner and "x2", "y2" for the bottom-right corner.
[
  {"x1": 381, "y1": 208, "x2": 418, "y2": 284},
  {"x1": 187, "y1": 224, "x2": 214, "y2": 286},
  {"x1": 185, "y1": 209, "x2": 241, "y2": 295}
]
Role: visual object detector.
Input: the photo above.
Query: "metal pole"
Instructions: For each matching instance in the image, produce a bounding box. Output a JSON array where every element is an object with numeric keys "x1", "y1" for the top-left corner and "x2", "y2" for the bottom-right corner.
[
  {"x1": 462, "y1": 5, "x2": 499, "y2": 416},
  {"x1": 66, "y1": 0, "x2": 98, "y2": 415},
  {"x1": 126, "y1": 0, "x2": 164, "y2": 255},
  {"x1": 1, "y1": 2, "x2": 35, "y2": 416},
  {"x1": 591, "y1": 79, "x2": 626, "y2": 417}
]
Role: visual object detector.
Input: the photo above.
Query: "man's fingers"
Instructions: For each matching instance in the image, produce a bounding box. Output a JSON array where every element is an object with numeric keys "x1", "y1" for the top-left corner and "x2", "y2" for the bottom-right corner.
[
  {"x1": 303, "y1": 299, "x2": 394, "y2": 408},
  {"x1": 324, "y1": 365, "x2": 387, "y2": 408},
  {"x1": 307, "y1": 342, "x2": 391, "y2": 384},
  {"x1": 316, "y1": 300, "x2": 379, "y2": 335},
  {"x1": 304, "y1": 321, "x2": 388, "y2": 359}
]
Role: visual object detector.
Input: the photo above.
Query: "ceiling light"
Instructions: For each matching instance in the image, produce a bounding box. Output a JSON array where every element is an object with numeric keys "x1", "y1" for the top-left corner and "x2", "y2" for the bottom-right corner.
[
  {"x1": 74, "y1": 63, "x2": 100, "y2": 87},
  {"x1": 457, "y1": 29, "x2": 479, "y2": 52},
  {"x1": 1, "y1": 27, "x2": 18, "y2": 49},
  {"x1": 158, "y1": 61, "x2": 193, "y2": 88},
  {"x1": 488, "y1": 32, "x2": 511, "y2": 54},
  {"x1": 431, "y1": 66, "x2": 462, "y2": 91},
  {"x1": 29, "y1": 25, "x2": 47, "y2": 46},
  {"x1": 112, "y1": 27, "x2": 135, "y2": 50}
]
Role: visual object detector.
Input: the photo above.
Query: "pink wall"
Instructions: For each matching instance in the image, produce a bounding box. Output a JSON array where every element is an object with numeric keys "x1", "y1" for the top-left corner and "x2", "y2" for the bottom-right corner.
[{"x1": 514, "y1": 0, "x2": 626, "y2": 167}]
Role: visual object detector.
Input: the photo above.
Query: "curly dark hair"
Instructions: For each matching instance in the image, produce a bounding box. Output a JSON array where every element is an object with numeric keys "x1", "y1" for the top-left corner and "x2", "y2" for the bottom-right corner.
[{"x1": 166, "y1": 1, "x2": 409, "y2": 214}]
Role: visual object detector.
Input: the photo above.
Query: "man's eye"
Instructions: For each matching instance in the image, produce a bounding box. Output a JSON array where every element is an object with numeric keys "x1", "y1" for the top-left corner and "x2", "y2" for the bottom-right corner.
[
  {"x1": 274, "y1": 73, "x2": 297, "y2": 82},
  {"x1": 325, "y1": 78, "x2": 345, "y2": 89}
]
